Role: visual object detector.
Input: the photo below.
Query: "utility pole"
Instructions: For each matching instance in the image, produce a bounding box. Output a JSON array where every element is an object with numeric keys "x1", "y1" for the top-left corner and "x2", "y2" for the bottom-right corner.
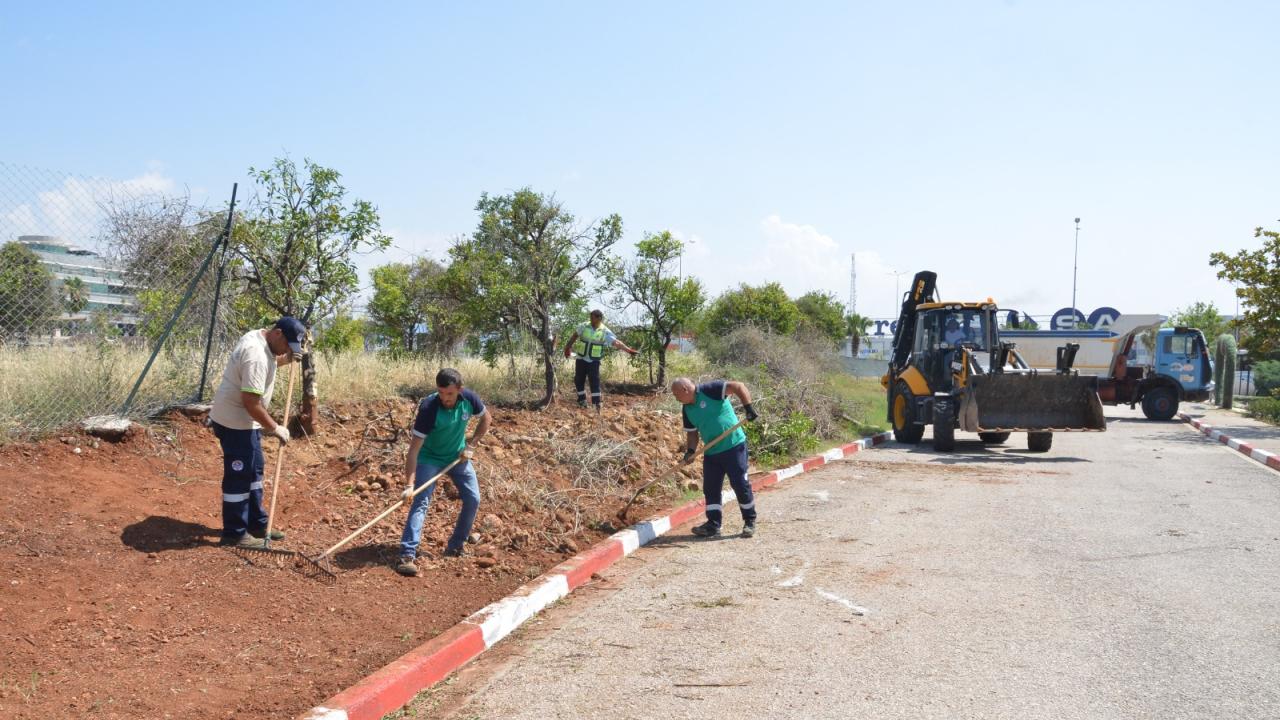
[
  {"x1": 847, "y1": 253, "x2": 857, "y2": 316},
  {"x1": 1070, "y1": 217, "x2": 1081, "y2": 329}
]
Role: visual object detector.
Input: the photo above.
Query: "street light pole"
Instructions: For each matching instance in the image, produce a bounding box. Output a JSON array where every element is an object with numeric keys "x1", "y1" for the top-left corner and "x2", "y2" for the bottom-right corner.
[
  {"x1": 1071, "y1": 217, "x2": 1081, "y2": 329},
  {"x1": 889, "y1": 269, "x2": 908, "y2": 315}
]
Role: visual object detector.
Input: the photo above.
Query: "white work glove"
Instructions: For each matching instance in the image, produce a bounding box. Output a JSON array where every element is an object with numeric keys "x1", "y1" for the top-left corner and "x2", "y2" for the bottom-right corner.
[
  {"x1": 462, "y1": 445, "x2": 475, "y2": 460},
  {"x1": 271, "y1": 425, "x2": 291, "y2": 444},
  {"x1": 401, "y1": 486, "x2": 414, "y2": 501}
]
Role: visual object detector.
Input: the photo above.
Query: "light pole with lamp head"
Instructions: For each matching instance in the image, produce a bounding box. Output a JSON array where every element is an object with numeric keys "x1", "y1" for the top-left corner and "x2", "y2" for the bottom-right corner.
[
  {"x1": 889, "y1": 269, "x2": 908, "y2": 315},
  {"x1": 1071, "y1": 217, "x2": 1081, "y2": 329}
]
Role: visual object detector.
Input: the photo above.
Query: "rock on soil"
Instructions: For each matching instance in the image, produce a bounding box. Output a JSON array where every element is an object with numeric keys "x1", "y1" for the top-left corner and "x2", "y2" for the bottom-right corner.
[{"x1": 81, "y1": 415, "x2": 133, "y2": 441}]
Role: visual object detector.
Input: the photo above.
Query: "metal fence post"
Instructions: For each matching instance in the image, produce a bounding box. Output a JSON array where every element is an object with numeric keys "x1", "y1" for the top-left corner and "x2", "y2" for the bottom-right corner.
[{"x1": 195, "y1": 185, "x2": 237, "y2": 402}]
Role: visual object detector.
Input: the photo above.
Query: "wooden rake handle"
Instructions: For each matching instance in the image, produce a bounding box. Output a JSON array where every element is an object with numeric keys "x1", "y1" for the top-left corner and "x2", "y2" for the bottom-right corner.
[
  {"x1": 318, "y1": 455, "x2": 466, "y2": 561},
  {"x1": 263, "y1": 361, "x2": 298, "y2": 545}
]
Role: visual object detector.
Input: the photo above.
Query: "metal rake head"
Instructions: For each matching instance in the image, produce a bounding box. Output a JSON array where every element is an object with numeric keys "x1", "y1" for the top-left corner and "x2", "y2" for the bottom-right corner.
[{"x1": 227, "y1": 545, "x2": 337, "y2": 582}]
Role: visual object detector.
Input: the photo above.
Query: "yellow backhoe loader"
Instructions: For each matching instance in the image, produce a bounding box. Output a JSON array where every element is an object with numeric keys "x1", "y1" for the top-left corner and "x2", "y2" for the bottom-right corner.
[{"x1": 882, "y1": 271, "x2": 1106, "y2": 452}]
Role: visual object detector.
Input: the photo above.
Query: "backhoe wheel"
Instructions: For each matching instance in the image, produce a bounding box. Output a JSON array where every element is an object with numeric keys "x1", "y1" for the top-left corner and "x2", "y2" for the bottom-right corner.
[
  {"x1": 891, "y1": 382, "x2": 924, "y2": 444},
  {"x1": 932, "y1": 418, "x2": 956, "y2": 451},
  {"x1": 1027, "y1": 431, "x2": 1053, "y2": 452},
  {"x1": 1141, "y1": 387, "x2": 1178, "y2": 421},
  {"x1": 978, "y1": 432, "x2": 1011, "y2": 444}
]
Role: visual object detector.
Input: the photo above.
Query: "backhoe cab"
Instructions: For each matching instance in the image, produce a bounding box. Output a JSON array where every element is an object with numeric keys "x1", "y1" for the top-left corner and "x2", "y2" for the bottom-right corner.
[{"x1": 882, "y1": 271, "x2": 1106, "y2": 452}]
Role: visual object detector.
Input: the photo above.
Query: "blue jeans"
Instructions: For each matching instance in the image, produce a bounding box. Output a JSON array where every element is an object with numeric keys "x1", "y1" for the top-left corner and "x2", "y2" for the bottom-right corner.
[
  {"x1": 212, "y1": 422, "x2": 268, "y2": 540},
  {"x1": 399, "y1": 460, "x2": 480, "y2": 558}
]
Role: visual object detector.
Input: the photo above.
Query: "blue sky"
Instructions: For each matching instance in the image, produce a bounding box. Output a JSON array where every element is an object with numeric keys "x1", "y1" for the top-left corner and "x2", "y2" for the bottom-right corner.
[{"x1": 2, "y1": 1, "x2": 1276, "y2": 321}]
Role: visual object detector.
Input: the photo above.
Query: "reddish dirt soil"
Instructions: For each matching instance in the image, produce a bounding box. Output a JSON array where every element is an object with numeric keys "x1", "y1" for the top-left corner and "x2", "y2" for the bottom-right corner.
[{"x1": 0, "y1": 390, "x2": 698, "y2": 720}]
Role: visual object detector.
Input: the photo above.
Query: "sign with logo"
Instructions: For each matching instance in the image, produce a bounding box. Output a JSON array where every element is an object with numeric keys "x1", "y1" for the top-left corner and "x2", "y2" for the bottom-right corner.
[{"x1": 1050, "y1": 306, "x2": 1121, "y2": 330}]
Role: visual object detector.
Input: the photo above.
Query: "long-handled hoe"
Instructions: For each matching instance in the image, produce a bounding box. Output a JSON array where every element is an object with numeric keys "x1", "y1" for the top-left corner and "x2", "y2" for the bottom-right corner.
[
  {"x1": 616, "y1": 418, "x2": 748, "y2": 523},
  {"x1": 301, "y1": 455, "x2": 466, "y2": 581}
]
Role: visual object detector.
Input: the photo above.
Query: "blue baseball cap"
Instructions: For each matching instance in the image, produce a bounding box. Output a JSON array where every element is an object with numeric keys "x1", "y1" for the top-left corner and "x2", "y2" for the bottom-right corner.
[{"x1": 275, "y1": 317, "x2": 307, "y2": 353}]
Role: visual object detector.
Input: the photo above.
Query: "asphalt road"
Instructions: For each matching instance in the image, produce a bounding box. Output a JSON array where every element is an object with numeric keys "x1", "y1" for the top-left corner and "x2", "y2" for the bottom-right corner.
[{"x1": 435, "y1": 406, "x2": 1280, "y2": 720}]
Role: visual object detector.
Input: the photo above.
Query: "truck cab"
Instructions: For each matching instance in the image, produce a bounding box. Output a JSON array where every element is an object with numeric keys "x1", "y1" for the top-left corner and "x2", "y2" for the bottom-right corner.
[{"x1": 1152, "y1": 327, "x2": 1214, "y2": 401}]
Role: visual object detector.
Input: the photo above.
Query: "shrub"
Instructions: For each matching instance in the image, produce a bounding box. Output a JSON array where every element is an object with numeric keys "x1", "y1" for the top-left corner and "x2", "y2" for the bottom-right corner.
[
  {"x1": 1248, "y1": 393, "x2": 1280, "y2": 426},
  {"x1": 1252, "y1": 360, "x2": 1280, "y2": 397}
]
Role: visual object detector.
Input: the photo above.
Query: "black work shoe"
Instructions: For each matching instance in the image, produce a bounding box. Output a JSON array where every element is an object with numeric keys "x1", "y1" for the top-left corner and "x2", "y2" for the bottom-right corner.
[
  {"x1": 394, "y1": 557, "x2": 419, "y2": 577},
  {"x1": 577, "y1": 399, "x2": 588, "y2": 408},
  {"x1": 249, "y1": 529, "x2": 286, "y2": 541},
  {"x1": 443, "y1": 546, "x2": 465, "y2": 558},
  {"x1": 741, "y1": 523, "x2": 757, "y2": 538},
  {"x1": 691, "y1": 521, "x2": 721, "y2": 537}
]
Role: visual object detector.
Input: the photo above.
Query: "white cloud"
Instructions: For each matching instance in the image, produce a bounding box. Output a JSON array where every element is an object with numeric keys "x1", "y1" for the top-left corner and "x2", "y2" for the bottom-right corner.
[{"x1": 1, "y1": 168, "x2": 178, "y2": 249}]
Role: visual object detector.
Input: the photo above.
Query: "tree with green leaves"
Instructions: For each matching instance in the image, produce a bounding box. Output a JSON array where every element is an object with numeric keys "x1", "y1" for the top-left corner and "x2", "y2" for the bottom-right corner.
[
  {"x1": 61, "y1": 277, "x2": 88, "y2": 316},
  {"x1": 446, "y1": 189, "x2": 622, "y2": 406},
  {"x1": 795, "y1": 291, "x2": 846, "y2": 347},
  {"x1": 233, "y1": 157, "x2": 391, "y2": 431},
  {"x1": 846, "y1": 312, "x2": 872, "y2": 355},
  {"x1": 102, "y1": 194, "x2": 232, "y2": 344},
  {"x1": 1210, "y1": 225, "x2": 1280, "y2": 355},
  {"x1": 1169, "y1": 300, "x2": 1229, "y2": 343},
  {"x1": 313, "y1": 308, "x2": 368, "y2": 355},
  {"x1": 0, "y1": 241, "x2": 59, "y2": 341},
  {"x1": 369, "y1": 262, "x2": 427, "y2": 354},
  {"x1": 369, "y1": 257, "x2": 467, "y2": 357},
  {"x1": 704, "y1": 282, "x2": 800, "y2": 337},
  {"x1": 609, "y1": 231, "x2": 706, "y2": 385}
]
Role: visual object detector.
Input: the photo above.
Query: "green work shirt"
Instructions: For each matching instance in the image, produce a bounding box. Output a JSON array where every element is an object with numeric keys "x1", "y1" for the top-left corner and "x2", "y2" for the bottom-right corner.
[
  {"x1": 681, "y1": 380, "x2": 746, "y2": 456},
  {"x1": 411, "y1": 389, "x2": 486, "y2": 466}
]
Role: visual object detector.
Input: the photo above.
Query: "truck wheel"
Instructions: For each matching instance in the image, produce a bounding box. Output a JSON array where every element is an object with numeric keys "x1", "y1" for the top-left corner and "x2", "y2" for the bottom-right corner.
[
  {"x1": 892, "y1": 382, "x2": 924, "y2": 444},
  {"x1": 978, "y1": 432, "x2": 1011, "y2": 444},
  {"x1": 1141, "y1": 387, "x2": 1178, "y2": 421},
  {"x1": 1027, "y1": 431, "x2": 1053, "y2": 452}
]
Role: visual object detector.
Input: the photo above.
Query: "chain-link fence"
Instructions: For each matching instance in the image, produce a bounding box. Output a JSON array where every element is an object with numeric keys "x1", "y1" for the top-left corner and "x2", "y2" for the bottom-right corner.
[{"x1": 0, "y1": 161, "x2": 246, "y2": 440}]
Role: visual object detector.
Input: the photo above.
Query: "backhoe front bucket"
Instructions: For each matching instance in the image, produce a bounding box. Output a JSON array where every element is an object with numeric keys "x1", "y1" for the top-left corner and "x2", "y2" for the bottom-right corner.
[{"x1": 961, "y1": 373, "x2": 1106, "y2": 432}]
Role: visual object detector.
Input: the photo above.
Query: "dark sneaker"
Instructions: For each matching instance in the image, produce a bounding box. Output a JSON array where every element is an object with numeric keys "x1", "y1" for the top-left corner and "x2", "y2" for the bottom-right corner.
[
  {"x1": 691, "y1": 521, "x2": 720, "y2": 538},
  {"x1": 220, "y1": 534, "x2": 267, "y2": 549},
  {"x1": 577, "y1": 399, "x2": 588, "y2": 408},
  {"x1": 741, "y1": 523, "x2": 756, "y2": 538},
  {"x1": 249, "y1": 529, "x2": 286, "y2": 541},
  {"x1": 394, "y1": 557, "x2": 419, "y2": 577},
  {"x1": 443, "y1": 546, "x2": 465, "y2": 558}
]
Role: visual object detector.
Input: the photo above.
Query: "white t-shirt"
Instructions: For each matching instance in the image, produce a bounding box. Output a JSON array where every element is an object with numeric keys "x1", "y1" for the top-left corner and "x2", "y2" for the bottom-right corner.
[{"x1": 210, "y1": 330, "x2": 277, "y2": 430}]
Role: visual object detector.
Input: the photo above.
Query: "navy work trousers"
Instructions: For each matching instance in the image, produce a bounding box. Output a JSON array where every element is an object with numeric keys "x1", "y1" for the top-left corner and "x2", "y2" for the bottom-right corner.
[
  {"x1": 574, "y1": 358, "x2": 602, "y2": 406},
  {"x1": 212, "y1": 422, "x2": 269, "y2": 540},
  {"x1": 702, "y1": 441, "x2": 755, "y2": 528}
]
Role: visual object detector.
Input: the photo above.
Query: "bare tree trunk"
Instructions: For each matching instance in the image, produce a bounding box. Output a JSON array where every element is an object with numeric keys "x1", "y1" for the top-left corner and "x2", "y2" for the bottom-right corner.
[
  {"x1": 657, "y1": 342, "x2": 669, "y2": 387},
  {"x1": 298, "y1": 352, "x2": 319, "y2": 435},
  {"x1": 539, "y1": 316, "x2": 557, "y2": 408}
]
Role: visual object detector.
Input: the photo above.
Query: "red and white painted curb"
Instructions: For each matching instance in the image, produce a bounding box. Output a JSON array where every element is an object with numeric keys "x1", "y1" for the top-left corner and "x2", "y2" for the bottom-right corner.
[
  {"x1": 1179, "y1": 413, "x2": 1280, "y2": 472},
  {"x1": 302, "y1": 431, "x2": 893, "y2": 720}
]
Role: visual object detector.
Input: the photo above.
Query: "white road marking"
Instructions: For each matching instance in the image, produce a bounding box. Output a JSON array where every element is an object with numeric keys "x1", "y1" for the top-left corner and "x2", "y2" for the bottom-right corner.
[{"x1": 815, "y1": 588, "x2": 869, "y2": 616}]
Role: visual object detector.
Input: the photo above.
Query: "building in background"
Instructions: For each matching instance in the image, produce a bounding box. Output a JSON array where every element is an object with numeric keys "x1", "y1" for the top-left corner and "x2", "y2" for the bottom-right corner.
[{"x1": 18, "y1": 235, "x2": 138, "y2": 335}]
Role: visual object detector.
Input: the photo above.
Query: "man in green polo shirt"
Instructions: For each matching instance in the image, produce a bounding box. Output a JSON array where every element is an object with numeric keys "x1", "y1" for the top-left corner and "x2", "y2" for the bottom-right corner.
[
  {"x1": 563, "y1": 309, "x2": 638, "y2": 409},
  {"x1": 396, "y1": 368, "x2": 491, "y2": 576},
  {"x1": 671, "y1": 377, "x2": 760, "y2": 538}
]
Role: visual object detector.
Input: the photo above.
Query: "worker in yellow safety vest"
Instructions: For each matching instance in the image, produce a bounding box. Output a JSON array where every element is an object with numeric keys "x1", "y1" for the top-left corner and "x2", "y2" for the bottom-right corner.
[{"x1": 562, "y1": 309, "x2": 638, "y2": 409}]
